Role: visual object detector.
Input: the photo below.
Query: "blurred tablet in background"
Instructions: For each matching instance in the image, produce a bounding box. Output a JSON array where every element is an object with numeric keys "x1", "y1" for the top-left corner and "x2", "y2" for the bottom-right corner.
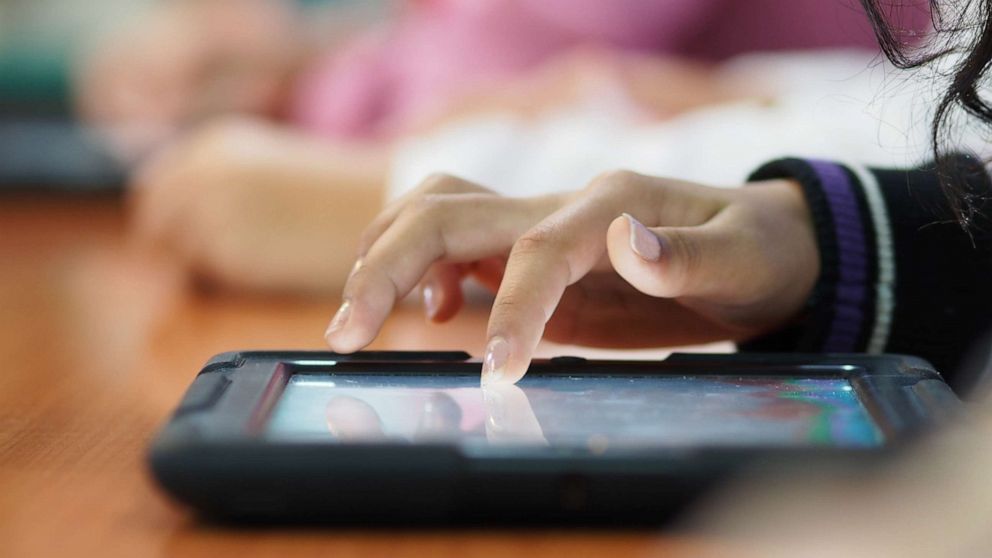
[
  {"x1": 0, "y1": 0, "x2": 145, "y2": 193},
  {"x1": 0, "y1": 119, "x2": 125, "y2": 192}
]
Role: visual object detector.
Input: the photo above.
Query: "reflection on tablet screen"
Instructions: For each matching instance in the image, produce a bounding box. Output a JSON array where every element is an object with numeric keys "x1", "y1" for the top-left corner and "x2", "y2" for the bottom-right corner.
[{"x1": 266, "y1": 374, "x2": 884, "y2": 449}]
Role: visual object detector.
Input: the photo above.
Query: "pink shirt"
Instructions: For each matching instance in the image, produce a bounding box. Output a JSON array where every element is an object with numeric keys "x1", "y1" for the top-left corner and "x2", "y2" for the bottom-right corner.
[{"x1": 290, "y1": 0, "x2": 929, "y2": 141}]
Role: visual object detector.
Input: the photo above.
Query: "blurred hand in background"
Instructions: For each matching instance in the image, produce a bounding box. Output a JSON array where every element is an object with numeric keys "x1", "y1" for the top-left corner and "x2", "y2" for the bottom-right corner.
[
  {"x1": 130, "y1": 117, "x2": 385, "y2": 293},
  {"x1": 75, "y1": 0, "x2": 305, "y2": 161}
]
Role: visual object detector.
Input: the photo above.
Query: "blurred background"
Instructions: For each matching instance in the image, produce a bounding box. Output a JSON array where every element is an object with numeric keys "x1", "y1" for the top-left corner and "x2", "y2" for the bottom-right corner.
[
  {"x1": 0, "y1": 0, "x2": 940, "y2": 294},
  {"x1": 9, "y1": 3, "x2": 992, "y2": 558}
]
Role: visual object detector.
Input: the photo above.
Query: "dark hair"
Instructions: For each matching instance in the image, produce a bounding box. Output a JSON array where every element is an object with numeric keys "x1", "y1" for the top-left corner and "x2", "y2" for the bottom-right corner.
[{"x1": 860, "y1": 0, "x2": 992, "y2": 222}]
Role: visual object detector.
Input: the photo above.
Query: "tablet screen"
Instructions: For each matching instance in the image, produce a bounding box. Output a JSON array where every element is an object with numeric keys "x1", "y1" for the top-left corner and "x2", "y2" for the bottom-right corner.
[{"x1": 265, "y1": 374, "x2": 884, "y2": 449}]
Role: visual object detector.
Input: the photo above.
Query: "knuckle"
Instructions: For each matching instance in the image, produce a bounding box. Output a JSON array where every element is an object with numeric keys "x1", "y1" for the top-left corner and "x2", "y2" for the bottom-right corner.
[
  {"x1": 341, "y1": 261, "x2": 375, "y2": 298},
  {"x1": 667, "y1": 231, "x2": 701, "y2": 286},
  {"x1": 346, "y1": 259, "x2": 372, "y2": 283},
  {"x1": 418, "y1": 172, "x2": 462, "y2": 194},
  {"x1": 510, "y1": 225, "x2": 574, "y2": 284},
  {"x1": 512, "y1": 225, "x2": 559, "y2": 256},
  {"x1": 491, "y1": 281, "x2": 551, "y2": 327},
  {"x1": 406, "y1": 193, "x2": 450, "y2": 221},
  {"x1": 491, "y1": 294, "x2": 524, "y2": 315},
  {"x1": 586, "y1": 169, "x2": 644, "y2": 195},
  {"x1": 356, "y1": 226, "x2": 380, "y2": 252}
]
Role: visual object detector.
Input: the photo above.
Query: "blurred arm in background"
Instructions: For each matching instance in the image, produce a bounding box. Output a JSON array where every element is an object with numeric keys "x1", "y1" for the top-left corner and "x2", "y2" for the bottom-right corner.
[{"x1": 74, "y1": 0, "x2": 326, "y2": 161}]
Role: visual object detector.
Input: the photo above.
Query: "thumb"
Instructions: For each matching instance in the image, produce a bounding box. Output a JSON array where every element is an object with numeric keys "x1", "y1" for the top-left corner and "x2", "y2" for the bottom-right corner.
[{"x1": 606, "y1": 212, "x2": 742, "y2": 300}]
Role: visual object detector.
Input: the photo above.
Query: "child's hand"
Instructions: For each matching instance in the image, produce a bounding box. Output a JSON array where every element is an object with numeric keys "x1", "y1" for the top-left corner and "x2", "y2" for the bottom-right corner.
[
  {"x1": 324, "y1": 171, "x2": 819, "y2": 384},
  {"x1": 130, "y1": 117, "x2": 385, "y2": 292}
]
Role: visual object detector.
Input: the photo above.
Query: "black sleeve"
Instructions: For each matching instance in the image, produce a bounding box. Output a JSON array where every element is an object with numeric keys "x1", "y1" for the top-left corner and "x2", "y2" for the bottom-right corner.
[{"x1": 738, "y1": 155, "x2": 992, "y2": 393}]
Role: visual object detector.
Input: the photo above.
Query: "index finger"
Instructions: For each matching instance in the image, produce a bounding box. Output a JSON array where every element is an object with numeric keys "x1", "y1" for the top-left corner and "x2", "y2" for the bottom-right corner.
[
  {"x1": 480, "y1": 171, "x2": 730, "y2": 384},
  {"x1": 481, "y1": 184, "x2": 634, "y2": 385}
]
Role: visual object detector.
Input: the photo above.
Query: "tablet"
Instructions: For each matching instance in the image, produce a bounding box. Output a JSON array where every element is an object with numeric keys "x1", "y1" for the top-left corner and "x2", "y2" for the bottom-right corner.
[
  {"x1": 0, "y1": 119, "x2": 125, "y2": 193},
  {"x1": 149, "y1": 351, "x2": 958, "y2": 524}
]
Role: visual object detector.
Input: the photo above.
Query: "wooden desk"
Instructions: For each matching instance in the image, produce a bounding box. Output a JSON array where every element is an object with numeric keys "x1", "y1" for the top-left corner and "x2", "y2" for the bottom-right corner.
[{"x1": 0, "y1": 196, "x2": 717, "y2": 557}]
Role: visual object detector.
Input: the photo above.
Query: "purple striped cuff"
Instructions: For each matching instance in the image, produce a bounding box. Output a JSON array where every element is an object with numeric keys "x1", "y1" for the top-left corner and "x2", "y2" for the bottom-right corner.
[{"x1": 806, "y1": 160, "x2": 869, "y2": 352}]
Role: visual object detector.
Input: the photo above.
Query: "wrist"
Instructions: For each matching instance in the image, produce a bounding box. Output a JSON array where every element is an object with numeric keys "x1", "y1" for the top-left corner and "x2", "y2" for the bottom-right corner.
[
  {"x1": 743, "y1": 178, "x2": 821, "y2": 337},
  {"x1": 741, "y1": 159, "x2": 872, "y2": 353}
]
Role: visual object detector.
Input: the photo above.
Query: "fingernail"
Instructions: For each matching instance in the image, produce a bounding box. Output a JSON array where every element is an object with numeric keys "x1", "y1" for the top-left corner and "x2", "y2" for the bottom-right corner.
[
  {"x1": 481, "y1": 336, "x2": 510, "y2": 386},
  {"x1": 325, "y1": 299, "x2": 352, "y2": 339},
  {"x1": 624, "y1": 213, "x2": 661, "y2": 262},
  {"x1": 422, "y1": 280, "x2": 441, "y2": 320}
]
